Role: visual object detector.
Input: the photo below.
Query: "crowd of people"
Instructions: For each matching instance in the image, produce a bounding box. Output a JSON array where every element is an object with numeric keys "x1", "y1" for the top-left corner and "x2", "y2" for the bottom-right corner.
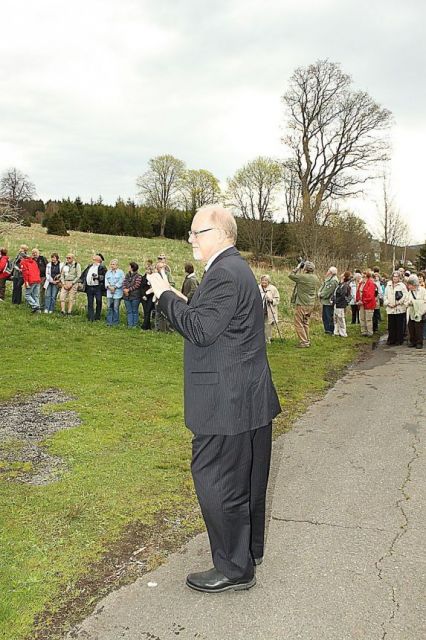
[
  {"x1": 287, "y1": 261, "x2": 426, "y2": 349},
  {"x1": 0, "y1": 244, "x2": 425, "y2": 348},
  {"x1": 0, "y1": 244, "x2": 199, "y2": 330}
]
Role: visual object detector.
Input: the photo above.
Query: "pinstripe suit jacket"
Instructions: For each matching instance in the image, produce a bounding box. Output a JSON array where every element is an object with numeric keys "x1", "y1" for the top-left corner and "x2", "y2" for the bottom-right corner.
[{"x1": 158, "y1": 246, "x2": 281, "y2": 435}]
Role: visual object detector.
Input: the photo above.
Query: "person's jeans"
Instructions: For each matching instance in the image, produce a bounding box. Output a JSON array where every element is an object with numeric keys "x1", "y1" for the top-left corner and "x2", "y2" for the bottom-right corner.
[
  {"x1": 322, "y1": 304, "x2": 334, "y2": 334},
  {"x1": 124, "y1": 298, "x2": 140, "y2": 327},
  {"x1": 25, "y1": 283, "x2": 40, "y2": 310},
  {"x1": 86, "y1": 285, "x2": 103, "y2": 321},
  {"x1": 106, "y1": 297, "x2": 121, "y2": 325},
  {"x1": 45, "y1": 284, "x2": 59, "y2": 312}
]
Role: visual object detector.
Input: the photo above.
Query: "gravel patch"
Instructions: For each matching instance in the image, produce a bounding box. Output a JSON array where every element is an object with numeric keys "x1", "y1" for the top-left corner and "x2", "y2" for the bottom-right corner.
[{"x1": 0, "y1": 388, "x2": 81, "y2": 485}]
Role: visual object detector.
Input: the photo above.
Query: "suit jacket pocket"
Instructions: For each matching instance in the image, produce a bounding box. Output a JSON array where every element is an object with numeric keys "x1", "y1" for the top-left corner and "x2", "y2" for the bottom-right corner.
[{"x1": 190, "y1": 371, "x2": 219, "y2": 385}]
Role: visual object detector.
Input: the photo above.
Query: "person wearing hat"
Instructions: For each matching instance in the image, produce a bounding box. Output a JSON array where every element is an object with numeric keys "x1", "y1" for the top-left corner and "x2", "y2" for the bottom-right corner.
[
  {"x1": 80, "y1": 254, "x2": 107, "y2": 321},
  {"x1": 60, "y1": 254, "x2": 82, "y2": 315},
  {"x1": 288, "y1": 260, "x2": 320, "y2": 348},
  {"x1": 157, "y1": 253, "x2": 172, "y2": 278}
]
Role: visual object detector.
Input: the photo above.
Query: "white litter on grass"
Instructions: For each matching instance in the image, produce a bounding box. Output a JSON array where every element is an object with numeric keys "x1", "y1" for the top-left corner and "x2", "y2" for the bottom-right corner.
[{"x1": 147, "y1": 581, "x2": 158, "y2": 588}]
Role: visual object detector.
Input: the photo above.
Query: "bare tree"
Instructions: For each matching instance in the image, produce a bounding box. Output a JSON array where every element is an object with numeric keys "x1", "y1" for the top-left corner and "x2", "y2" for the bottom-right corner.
[
  {"x1": 377, "y1": 174, "x2": 410, "y2": 258},
  {"x1": 226, "y1": 156, "x2": 283, "y2": 256},
  {"x1": 0, "y1": 198, "x2": 25, "y2": 235},
  {"x1": 180, "y1": 169, "x2": 221, "y2": 216},
  {"x1": 0, "y1": 167, "x2": 36, "y2": 235},
  {"x1": 0, "y1": 167, "x2": 36, "y2": 206},
  {"x1": 282, "y1": 60, "x2": 392, "y2": 226},
  {"x1": 136, "y1": 155, "x2": 185, "y2": 236},
  {"x1": 282, "y1": 159, "x2": 302, "y2": 223}
]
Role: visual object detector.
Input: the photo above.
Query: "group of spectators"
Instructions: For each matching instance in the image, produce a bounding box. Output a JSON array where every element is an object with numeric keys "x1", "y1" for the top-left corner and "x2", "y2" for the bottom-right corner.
[
  {"x1": 285, "y1": 262, "x2": 426, "y2": 350},
  {"x1": 1, "y1": 245, "x2": 425, "y2": 349},
  {"x1": 0, "y1": 244, "x2": 199, "y2": 330}
]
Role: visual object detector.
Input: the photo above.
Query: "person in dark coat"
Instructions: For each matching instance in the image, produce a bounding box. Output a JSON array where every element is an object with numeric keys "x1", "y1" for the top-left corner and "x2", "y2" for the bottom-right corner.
[
  {"x1": 80, "y1": 254, "x2": 107, "y2": 321},
  {"x1": 181, "y1": 262, "x2": 199, "y2": 303},
  {"x1": 123, "y1": 262, "x2": 142, "y2": 327},
  {"x1": 11, "y1": 244, "x2": 28, "y2": 304},
  {"x1": 140, "y1": 260, "x2": 155, "y2": 330},
  {"x1": 149, "y1": 205, "x2": 281, "y2": 594},
  {"x1": 333, "y1": 271, "x2": 352, "y2": 337}
]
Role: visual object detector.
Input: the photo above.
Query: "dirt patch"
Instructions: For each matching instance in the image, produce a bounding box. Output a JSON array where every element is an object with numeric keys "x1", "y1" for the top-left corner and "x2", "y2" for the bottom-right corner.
[
  {"x1": 30, "y1": 506, "x2": 204, "y2": 640},
  {"x1": 0, "y1": 389, "x2": 81, "y2": 484}
]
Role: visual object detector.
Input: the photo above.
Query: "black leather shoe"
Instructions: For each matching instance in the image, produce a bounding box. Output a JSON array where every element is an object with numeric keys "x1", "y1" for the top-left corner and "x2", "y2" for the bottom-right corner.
[{"x1": 186, "y1": 567, "x2": 256, "y2": 593}]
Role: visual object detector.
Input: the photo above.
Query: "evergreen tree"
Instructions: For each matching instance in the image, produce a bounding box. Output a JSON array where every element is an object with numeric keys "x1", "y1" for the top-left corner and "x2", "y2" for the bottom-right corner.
[
  {"x1": 47, "y1": 211, "x2": 69, "y2": 236},
  {"x1": 59, "y1": 198, "x2": 81, "y2": 230}
]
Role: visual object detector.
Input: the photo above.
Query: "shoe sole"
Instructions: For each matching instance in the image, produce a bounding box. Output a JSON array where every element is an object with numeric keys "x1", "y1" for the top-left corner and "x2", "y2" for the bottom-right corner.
[{"x1": 186, "y1": 576, "x2": 256, "y2": 593}]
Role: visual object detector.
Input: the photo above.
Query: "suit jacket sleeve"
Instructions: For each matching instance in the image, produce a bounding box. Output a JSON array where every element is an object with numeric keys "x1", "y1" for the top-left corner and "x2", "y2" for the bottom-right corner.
[{"x1": 158, "y1": 267, "x2": 238, "y2": 347}]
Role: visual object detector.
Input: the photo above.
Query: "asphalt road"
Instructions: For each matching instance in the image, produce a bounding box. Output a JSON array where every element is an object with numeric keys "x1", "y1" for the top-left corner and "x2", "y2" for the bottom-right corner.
[{"x1": 67, "y1": 344, "x2": 426, "y2": 640}]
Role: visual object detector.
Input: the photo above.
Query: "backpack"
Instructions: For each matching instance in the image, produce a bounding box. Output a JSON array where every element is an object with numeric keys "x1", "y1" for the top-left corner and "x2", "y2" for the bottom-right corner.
[{"x1": 3, "y1": 258, "x2": 15, "y2": 279}]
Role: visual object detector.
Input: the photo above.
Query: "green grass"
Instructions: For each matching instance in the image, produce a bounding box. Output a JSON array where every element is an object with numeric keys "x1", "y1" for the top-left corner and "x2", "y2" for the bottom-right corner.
[{"x1": 0, "y1": 225, "x2": 377, "y2": 640}]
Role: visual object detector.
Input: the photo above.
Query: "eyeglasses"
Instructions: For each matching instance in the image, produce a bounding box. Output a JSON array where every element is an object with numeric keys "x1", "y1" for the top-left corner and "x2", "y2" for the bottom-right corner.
[{"x1": 188, "y1": 227, "x2": 216, "y2": 238}]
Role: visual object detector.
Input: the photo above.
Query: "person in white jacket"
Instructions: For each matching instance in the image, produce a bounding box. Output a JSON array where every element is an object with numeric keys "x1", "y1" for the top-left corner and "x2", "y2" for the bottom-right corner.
[
  {"x1": 406, "y1": 274, "x2": 426, "y2": 349},
  {"x1": 259, "y1": 275, "x2": 280, "y2": 343},
  {"x1": 384, "y1": 272, "x2": 408, "y2": 345}
]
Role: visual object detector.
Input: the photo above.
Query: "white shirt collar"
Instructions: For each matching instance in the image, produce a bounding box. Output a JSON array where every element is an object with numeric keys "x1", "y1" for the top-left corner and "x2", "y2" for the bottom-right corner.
[{"x1": 205, "y1": 245, "x2": 234, "y2": 272}]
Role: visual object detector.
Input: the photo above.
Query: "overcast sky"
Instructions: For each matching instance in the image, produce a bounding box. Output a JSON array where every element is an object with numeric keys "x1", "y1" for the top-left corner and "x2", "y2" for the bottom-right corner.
[{"x1": 1, "y1": 0, "x2": 425, "y2": 241}]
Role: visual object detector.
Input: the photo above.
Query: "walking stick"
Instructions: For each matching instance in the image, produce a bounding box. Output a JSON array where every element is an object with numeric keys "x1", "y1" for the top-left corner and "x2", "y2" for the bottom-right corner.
[{"x1": 267, "y1": 299, "x2": 284, "y2": 342}]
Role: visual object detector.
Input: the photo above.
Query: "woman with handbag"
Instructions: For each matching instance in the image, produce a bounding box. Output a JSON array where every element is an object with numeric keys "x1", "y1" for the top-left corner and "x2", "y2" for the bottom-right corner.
[{"x1": 384, "y1": 272, "x2": 408, "y2": 345}]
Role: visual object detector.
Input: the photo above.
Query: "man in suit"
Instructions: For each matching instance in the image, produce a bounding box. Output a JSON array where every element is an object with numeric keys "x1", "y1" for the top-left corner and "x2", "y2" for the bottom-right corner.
[{"x1": 148, "y1": 205, "x2": 281, "y2": 593}]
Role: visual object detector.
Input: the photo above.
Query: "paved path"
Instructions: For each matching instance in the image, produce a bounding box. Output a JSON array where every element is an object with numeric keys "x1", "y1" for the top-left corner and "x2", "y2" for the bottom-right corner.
[{"x1": 68, "y1": 345, "x2": 426, "y2": 640}]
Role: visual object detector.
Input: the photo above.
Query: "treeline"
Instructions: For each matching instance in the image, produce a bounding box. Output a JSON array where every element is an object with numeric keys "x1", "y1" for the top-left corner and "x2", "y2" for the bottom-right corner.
[
  {"x1": 21, "y1": 197, "x2": 195, "y2": 240},
  {"x1": 20, "y1": 196, "x2": 378, "y2": 265}
]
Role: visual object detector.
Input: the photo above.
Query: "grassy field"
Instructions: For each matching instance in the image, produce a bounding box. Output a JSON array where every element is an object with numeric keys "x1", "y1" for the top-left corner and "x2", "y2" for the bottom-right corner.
[{"x1": 0, "y1": 225, "x2": 377, "y2": 640}]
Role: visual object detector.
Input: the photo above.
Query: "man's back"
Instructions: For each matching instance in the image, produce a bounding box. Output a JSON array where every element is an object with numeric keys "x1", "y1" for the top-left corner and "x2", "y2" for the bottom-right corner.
[
  {"x1": 289, "y1": 272, "x2": 319, "y2": 306},
  {"x1": 159, "y1": 247, "x2": 281, "y2": 435}
]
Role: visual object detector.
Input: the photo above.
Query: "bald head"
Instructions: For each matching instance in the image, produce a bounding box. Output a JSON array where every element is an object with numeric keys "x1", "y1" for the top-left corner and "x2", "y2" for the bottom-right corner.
[
  {"x1": 196, "y1": 205, "x2": 237, "y2": 244},
  {"x1": 189, "y1": 205, "x2": 237, "y2": 263}
]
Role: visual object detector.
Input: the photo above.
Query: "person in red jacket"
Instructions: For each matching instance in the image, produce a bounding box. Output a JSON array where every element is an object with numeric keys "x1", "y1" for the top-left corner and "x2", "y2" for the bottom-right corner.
[
  {"x1": 356, "y1": 270, "x2": 376, "y2": 336},
  {"x1": 20, "y1": 255, "x2": 41, "y2": 313},
  {"x1": 0, "y1": 248, "x2": 9, "y2": 301}
]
